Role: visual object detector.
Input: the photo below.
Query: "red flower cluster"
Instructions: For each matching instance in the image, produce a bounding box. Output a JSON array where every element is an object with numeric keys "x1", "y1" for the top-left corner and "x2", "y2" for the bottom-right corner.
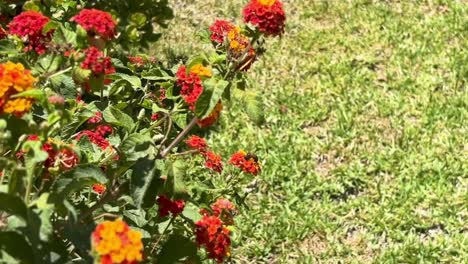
[
  {"x1": 210, "y1": 198, "x2": 237, "y2": 225},
  {"x1": 76, "y1": 130, "x2": 111, "y2": 150},
  {"x1": 92, "y1": 184, "x2": 106, "y2": 194},
  {"x1": 197, "y1": 102, "x2": 223, "y2": 128},
  {"x1": 209, "y1": 20, "x2": 236, "y2": 44},
  {"x1": 88, "y1": 112, "x2": 103, "y2": 124},
  {"x1": 71, "y1": 9, "x2": 116, "y2": 40},
  {"x1": 204, "y1": 151, "x2": 223, "y2": 173},
  {"x1": 185, "y1": 135, "x2": 208, "y2": 152},
  {"x1": 195, "y1": 215, "x2": 231, "y2": 263},
  {"x1": 229, "y1": 150, "x2": 261, "y2": 175},
  {"x1": 176, "y1": 65, "x2": 203, "y2": 111},
  {"x1": 243, "y1": 0, "x2": 286, "y2": 37},
  {"x1": 8, "y1": 11, "x2": 52, "y2": 54},
  {"x1": 18, "y1": 135, "x2": 79, "y2": 171},
  {"x1": 156, "y1": 195, "x2": 185, "y2": 217},
  {"x1": 96, "y1": 125, "x2": 113, "y2": 137},
  {"x1": 81, "y1": 47, "x2": 115, "y2": 77}
]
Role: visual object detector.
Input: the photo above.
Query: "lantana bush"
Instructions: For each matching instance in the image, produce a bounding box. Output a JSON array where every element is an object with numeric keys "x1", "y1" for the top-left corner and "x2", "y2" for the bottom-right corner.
[{"x1": 0, "y1": 0, "x2": 285, "y2": 263}]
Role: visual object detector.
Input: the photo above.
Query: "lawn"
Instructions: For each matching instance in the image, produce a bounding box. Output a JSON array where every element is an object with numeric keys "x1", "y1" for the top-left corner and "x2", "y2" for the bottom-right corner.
[{"x1": 156, "y1": 0, "x2": 467, "y2": 263}]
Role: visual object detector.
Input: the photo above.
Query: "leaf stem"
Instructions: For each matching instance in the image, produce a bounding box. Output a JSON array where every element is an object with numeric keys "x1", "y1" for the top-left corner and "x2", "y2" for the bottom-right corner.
[
  {"x1": 151, "y1": 216, "x2": 175, "y2": 253},
  {"x1": 160, "y1": 117, "x2": 198, "y2": 158}
]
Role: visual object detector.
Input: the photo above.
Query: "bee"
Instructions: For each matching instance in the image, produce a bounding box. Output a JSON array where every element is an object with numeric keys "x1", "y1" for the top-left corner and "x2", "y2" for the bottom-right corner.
[{"x1": 244, "y1": 152, "x2": 259, "y2": 163}]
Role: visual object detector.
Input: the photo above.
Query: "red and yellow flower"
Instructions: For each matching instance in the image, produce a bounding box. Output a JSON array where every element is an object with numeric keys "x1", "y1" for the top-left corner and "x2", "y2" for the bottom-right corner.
[
  {"x1": 203, "y1": 151, "x2": 223, "y2": 173},
  {"x1": 0, "y1": 62, "x2": 36, "y2": 116},
  {"x1": 243, "y1": 0, "x2": 286, "y2": 37},
  {"x1": 91, "y1": 219, "x2": 143, "y2": 264},
  {"x1": 156, "y1": 195, "x2": 186, "y2": 217},
  {"x1": 229, "y1": 150, "x2": 261, "y2": 175},
  {"x1": 209, "y1": 20, "x2": 236, "y2": 44}
]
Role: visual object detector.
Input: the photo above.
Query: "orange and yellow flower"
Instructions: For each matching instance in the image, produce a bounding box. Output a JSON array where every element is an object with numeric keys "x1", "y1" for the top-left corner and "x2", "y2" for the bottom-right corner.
[
  {"x1": 0, "y1": 62, "x2": 36, "y2": 116},
  {"x1": 91, "y1": 219, "x2": 143, "y2": 264},
  {"x1": 190, "y1": 64, "x2": 212, "y2": 78}
]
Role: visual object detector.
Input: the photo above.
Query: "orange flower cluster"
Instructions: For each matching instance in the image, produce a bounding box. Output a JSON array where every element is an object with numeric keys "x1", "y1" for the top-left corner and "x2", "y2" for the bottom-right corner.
[
  {"x1": 0, "y1": 62, "x2": 36, "y2": 116},
  {"x1": 229, "y1": 150, "x2": 261, "y2": 175},
  {"x1": 92, "y1": 219, "x2": 143, "y2": 264}
]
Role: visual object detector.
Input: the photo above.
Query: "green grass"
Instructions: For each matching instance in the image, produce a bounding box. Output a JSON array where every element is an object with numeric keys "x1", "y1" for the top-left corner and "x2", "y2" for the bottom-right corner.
[{"x1": 155, "y1": 0, "x2": 467, "y2": 263}]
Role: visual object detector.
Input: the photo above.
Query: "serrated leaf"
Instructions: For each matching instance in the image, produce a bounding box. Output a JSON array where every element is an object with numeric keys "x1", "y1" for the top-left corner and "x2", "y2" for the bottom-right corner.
[
  {"x1": 103, "y1": 106, "x2": 134, "y2": 132},
  {"x1": 130, "y1": 158, "x2": 162, "y2": 208},
  {"x1": 108, "y1": 73, "x2": 142, "y2": 90},
  {"x1": 120, "y1": 133, "x2": 154, "y2": 161},
  {"x1": 157, "y1": 234, "x2": 199, "y2": 264},
  {"x1": 141, "y1": 68, "x2": 173, "y2": 81},
  {"x1": 164, "y1": 160, "x2": 189, "y2": 199},
  {"x1": 123, "y1": 209, "x2": 148, "y2": 227},
  {"x1": 50, "y1": 165, "x2": 106, "y2": 202},
  {"x1": 243, "y1": 90, "x2": 265, "y2": 125}
]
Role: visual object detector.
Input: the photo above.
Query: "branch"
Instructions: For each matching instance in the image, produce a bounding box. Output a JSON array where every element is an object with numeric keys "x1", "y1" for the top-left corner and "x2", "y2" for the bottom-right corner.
[
  {"x1": 79, "y1": 185, "x2": 122, "y2": 222},
  {"x1": 160, "y1": 117, "x2": 198, "y2": 158}
]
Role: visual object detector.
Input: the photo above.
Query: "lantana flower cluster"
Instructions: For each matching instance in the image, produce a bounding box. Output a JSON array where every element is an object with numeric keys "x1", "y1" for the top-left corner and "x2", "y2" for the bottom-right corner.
[
  {"x1": 176, "y1": 65, "x2": 210, "y2": 111},
  {"x1": 0, "y1": 62, "x2": 36, "y2": 116},
  {"x1": 18, "y1": 135, "x2": 79, "y2": 172},
  {"x1": 243, "y1": 0, "x2": 286, "y2": 37},
  {"x1": 81, "y1": 47, "x2": 115, "y2": 78},
  {"x1": 71, "y1": 9, "x2": 117, "y2": 40},
  {"x1": 91, "y1": 219, "x2": 143, "y2": 264},
  {"x1": 195, "y1": 198, "x2": 237, "y2": 263},
  {"x1": 229, "y1": 150, "x2": 261, "y2": 175},
  {"x1": 156, "y1": 195, "x2": 186, "y2": 217},
  {"x1": 8, "y1": 11, "x2": 52, "y2": 54},
  {"x1": 76, "y1": 112, "x2": 114, "y2": 151},
  {"x1": 185, "y1": 135, "x2": 224, "y2": 173}
]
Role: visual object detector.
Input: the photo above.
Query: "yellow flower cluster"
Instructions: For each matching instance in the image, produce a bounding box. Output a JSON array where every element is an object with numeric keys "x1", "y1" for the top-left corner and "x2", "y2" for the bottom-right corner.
[
  {"x1": 190, "y1": 63, "x2": 212, "y2": 78},
  {"x1": 92, "y1": 219, "x2": 143, "y2": 264},
  {"x1": 227, "y1": 27, "x2": 253, "y2": 59},
  {"x1": 0, "y1": 62, "x2": 36, "y2": 116}
]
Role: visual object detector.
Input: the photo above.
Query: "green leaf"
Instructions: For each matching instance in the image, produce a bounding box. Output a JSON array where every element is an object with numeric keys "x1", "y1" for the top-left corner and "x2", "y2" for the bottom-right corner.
[
  {"x1": 50, "y1": 74, "x2": 76, "y2": 99},
  {"x1": 244, "y1": 90, "x2": 265, "y2": 125},
  {"x1": 0, "y1": 40, "x2": 18, "y2": 56},
  {"x1": 0, "y1": 232, "x2": 34, "y2": 264},
  {"x1": 157, "y1": 233, "x2": 199, "y2": 264},
  {"x1": 195, "y1": 77, "x2": 229, "y2": 119},
  {"x1": 38, "y1": 54, "x2": 62, "y2": 74},
  {"x1": 123, "y1": 209, "x2": 148, "y2": 227},
  {"x1": 10, "y1": 90, "x2": 45, "y2": 100},
  {"x1": 50, "y1": 165, "x2": 106, "y2": 202},
  {"x1": 42, "y1": 21, "x2": 59, "y2": 36},
  {"x1": 130, "y1": 158, "x2": 162, "y2": 208},
  {"x1": 108, "y1": 73, "x2": 142, "y2": 90},
  {"x1": 141, "y1": 68, "x2": 173, "y2": 81},
  {"x1": 186, "y1": 55, "x2": 209, "y2": 71},
  {"x1": 0, "y1": 193, "x2": 28, "y2": 222},
  {"x1": 103, "y1": 105, "x2": 134, "y2": 132},
  {"x1": 164, "y1": 160, "x2": 189, "y2": 199},
  {"x1": 120, "y1": 133, "x2": 154, "y2": 162}
]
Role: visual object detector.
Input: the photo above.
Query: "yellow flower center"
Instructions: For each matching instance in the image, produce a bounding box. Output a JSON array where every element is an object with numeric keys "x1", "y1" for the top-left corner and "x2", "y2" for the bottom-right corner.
[
  {"x1": 190, "y1": 64, "x2": 212, "y2": 78},
  {"x1": 258, "y1": 0, "x2": 275, "y2": 6}
]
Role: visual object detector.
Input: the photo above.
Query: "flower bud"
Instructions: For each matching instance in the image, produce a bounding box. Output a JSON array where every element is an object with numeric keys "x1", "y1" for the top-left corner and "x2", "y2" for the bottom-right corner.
[{"x1": 137, "y1": 108, "x2": 146, "y2": 120}]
